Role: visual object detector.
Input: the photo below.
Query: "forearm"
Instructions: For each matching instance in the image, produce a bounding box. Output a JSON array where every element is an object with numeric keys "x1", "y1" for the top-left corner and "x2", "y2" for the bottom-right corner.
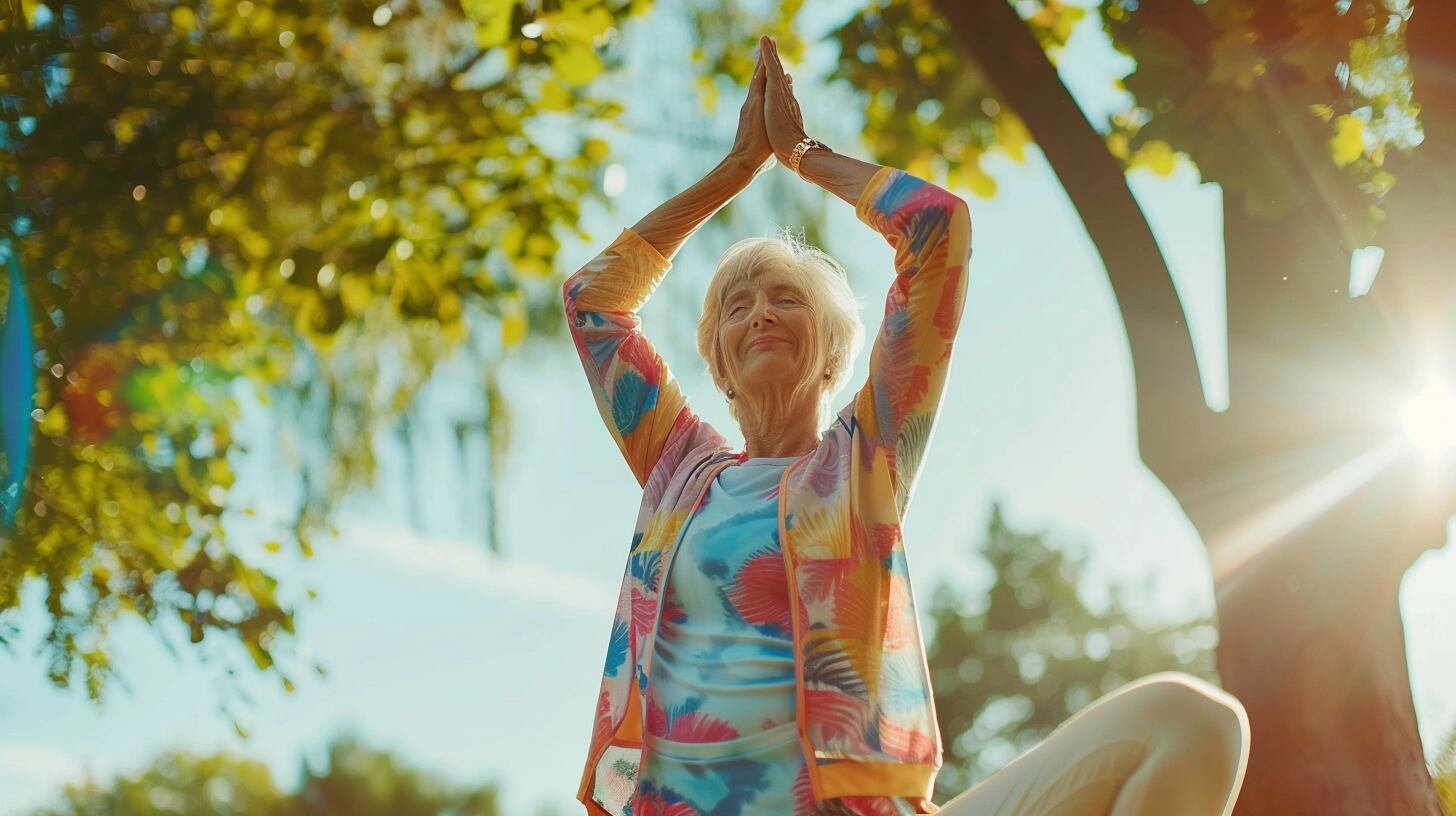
[
  {"x1": 630, "y1": 153, "x2": 765, "y2": 261},
  {"x1": 796, "y1": 149, "x2": 885, "y2": 207}
]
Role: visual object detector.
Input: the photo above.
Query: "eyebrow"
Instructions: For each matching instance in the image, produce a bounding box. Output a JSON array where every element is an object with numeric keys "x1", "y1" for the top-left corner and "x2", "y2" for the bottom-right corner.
[{"x1": 725, "y1": 282, "x2": 802, "y2": 306}]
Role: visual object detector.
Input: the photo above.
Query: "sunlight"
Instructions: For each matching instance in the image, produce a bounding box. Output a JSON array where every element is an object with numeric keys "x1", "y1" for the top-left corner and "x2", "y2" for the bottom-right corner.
[
  {"x1": 1401, "y1": 376, "x2": 1456, "y2": 458},
  {"x1": 1210, "y1": 374, "x2": 1455, "y2": 591},
  {"x1": 1210, "y1": 438, "x2": 1407, "y2": 590}
]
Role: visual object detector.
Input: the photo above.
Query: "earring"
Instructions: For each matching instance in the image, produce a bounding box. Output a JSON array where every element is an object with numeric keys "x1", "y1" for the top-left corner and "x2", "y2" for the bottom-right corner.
[{"x1": 727, "y1": 387, "x2": 735, "y2": 399}]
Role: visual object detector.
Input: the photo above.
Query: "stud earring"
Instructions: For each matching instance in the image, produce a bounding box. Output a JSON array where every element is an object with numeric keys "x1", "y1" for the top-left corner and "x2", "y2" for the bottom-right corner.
[{"x1": 727, "y1": 387, "x2": 735, "y2": 399}]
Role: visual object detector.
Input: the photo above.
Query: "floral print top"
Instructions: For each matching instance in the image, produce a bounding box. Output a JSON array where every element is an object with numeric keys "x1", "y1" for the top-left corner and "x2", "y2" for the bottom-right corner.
[{"x1": 632, "y1": 456, "x2": 917, "y2": 816}]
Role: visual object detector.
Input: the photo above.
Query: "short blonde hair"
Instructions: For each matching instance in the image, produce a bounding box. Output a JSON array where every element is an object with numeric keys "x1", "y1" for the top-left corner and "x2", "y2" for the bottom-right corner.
[{"x1": 697, "y1": 227, "x2": 866, "y2": 430}]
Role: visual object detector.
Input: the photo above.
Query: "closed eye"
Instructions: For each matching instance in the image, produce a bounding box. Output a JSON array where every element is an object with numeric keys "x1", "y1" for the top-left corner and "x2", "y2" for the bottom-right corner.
[{"x1": 727, "y1": 294, "x2": 800, "y2": 315}]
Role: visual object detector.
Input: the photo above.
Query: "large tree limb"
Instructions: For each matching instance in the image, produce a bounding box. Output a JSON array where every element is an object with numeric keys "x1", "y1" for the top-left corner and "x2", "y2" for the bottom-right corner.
[
  {"x1": 1367, "y1": 0, "x2": 1456, "y2": 359},
  {"x1": 935, "y1": 0, "x2": 1212, "y2": 493}
]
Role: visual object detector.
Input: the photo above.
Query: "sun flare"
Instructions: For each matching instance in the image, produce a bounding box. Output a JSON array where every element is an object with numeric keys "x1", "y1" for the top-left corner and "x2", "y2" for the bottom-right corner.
[{"x1": 1401, "y1": 376, "x2": 1456, "y2": 458}]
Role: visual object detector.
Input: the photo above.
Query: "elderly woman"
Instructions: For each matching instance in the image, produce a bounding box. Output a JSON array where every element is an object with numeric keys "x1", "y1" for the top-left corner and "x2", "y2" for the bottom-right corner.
[{"x1": 563, "y1": 35, "x2": 1250, "y2": 816}]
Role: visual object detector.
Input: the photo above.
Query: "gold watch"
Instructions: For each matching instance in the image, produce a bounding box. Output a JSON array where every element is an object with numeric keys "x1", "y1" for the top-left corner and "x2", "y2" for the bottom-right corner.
[{"x1": 788, "y1": 137, "x2": 829, "y2": 177}]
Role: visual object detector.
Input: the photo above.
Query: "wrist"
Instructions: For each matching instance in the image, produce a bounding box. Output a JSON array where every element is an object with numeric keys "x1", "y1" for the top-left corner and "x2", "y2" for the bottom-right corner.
[
  {"x1": 724, "y1": 150, "x2": 769, "y2": 178},
  {"x1": 787, "y1": 137, "x2": 829, "y2": 178},
  {"x1": 796, "y1": 146, "x2": 828, "y2": 180}
]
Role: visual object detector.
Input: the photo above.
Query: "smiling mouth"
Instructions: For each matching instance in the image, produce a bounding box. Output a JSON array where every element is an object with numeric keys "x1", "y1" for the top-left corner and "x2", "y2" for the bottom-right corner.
[{"x1": 751, "y1": 337, "x2": 788, "y2": 349}]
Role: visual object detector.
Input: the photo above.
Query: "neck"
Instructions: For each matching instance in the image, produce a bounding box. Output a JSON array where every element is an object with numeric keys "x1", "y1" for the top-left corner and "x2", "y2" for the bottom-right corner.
[{"x1": 736, "y1": 387, "x2": 821, "y2": 459}]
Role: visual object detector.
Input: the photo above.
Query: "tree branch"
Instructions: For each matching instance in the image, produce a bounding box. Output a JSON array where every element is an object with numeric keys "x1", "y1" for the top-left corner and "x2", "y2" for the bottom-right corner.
[{"x1": 935, "y1": 0, "x2": 1212, "y2": 482}]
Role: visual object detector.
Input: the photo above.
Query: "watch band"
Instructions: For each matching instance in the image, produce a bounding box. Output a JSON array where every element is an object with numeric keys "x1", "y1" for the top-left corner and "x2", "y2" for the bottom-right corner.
[{"x1": 788, "y1": 137, "x2": 828, "y2": 177}]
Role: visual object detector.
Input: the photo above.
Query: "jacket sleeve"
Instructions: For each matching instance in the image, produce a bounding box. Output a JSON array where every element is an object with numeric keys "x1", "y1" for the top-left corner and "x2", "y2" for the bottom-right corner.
[
  {"x1": 851, "y1": 166, "x2": 973, "y2": 517},
  {"x1": 562, "y1": 227, "x2": 702, "y2": 489}
]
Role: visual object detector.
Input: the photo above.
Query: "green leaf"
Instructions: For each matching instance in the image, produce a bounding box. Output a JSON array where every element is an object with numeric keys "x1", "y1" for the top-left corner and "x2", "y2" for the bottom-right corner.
[
  {"x1": 547, "y1": 40, "x2": 603, "y2": 86},
  {"x1": 465, "y1": 0, "x2": 515, "y2": 48},
  {"x1": 538, "y1": 5, "x2": 614, "y2": 43},
  {"x1": 1130, "y1": 139, "x2": 1179, "y2": 176},
  {"x1": 1330, "y1": 113, "x2": 1365, "y2": 167},
  {"x1": 539, "y1": 81, "x2": 572, "y2": 112}
]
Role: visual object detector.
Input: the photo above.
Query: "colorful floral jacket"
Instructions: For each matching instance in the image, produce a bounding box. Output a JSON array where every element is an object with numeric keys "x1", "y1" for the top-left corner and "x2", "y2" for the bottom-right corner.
[{"x1": 562, "y1": 166, "x2": 972, "y2": 815}]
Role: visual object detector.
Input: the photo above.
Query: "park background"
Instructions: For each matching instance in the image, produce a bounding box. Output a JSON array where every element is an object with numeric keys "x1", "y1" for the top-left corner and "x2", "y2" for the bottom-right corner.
[{"x1": 1, "y1": 1, "x2": 1454, "y2": 814}]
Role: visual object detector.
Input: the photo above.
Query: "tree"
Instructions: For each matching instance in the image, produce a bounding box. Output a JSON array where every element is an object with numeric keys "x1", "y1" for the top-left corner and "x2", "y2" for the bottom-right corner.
[
  {"x1": 284, "y1": 735, "x2": 502, "y2": 816},
  {"x1": 923, "y1": 2, "x2": 1450, "y2": 811},
  {"x1": 32, "y1": 750, "x2": 288, "y2": 816},
  {"x1": 29, "y1": 733, "x2": 503, "y2": 816},
  {"x1": 0, "y1": 0, "x2": 643, "y2": 713},
  {"x1": 686, "y1": 0, "x2": 1448, "y2": 809},
  {"x1": 924, "y1": 503, "x2": 1217, "y2": 802}
]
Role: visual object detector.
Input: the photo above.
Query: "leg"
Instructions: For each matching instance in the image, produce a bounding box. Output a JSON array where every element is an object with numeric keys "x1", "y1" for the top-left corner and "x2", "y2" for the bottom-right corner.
[{"x1": 935, "y1": 671, "x2": 1250, "y2": 816}]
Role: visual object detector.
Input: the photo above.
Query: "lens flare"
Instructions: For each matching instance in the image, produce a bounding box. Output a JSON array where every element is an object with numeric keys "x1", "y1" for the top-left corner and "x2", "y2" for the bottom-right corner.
[{"x1": 1401, "y1": 376, "x2": 1456, "y2": 457}]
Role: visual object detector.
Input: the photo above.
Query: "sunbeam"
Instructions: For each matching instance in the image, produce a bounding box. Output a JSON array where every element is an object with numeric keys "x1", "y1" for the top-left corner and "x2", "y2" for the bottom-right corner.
[{"x1": 1209, "y1": 437, "x2": 1408, "y2": 596}]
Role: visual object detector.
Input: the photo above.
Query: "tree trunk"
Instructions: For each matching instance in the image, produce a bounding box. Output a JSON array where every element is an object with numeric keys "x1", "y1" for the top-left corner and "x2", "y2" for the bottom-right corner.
[
  {"x1": 1216, "y1": 452, "x2": 1443, "y2": 815},
  {"x1": 938, "y1": 1, "x2": 1449, "y2": 811},
  {"x1": 1204, "y1": 1, "x2": 1456, "y2": 793},
  {"x1": 1367, "y1": 0, "x2": 1456, "y2": 362}
]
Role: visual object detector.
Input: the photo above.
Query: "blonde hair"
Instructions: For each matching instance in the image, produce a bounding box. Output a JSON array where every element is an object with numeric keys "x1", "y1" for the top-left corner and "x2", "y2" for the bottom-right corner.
[{"x1": 696, "y1": 227, "x2": 866, "y2": 430}]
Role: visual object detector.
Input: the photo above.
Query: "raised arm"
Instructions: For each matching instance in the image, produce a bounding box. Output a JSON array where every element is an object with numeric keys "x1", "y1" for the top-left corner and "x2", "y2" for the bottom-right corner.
[
  {"x1": 843, "y1": 166, "x2": 972, "y2": 518},
  {"x1": 760, "y1": 36, "x2": 972, "y2": 516},
  {"x1": 561, "y1": 52, "x2": 775, "y2": 488}
]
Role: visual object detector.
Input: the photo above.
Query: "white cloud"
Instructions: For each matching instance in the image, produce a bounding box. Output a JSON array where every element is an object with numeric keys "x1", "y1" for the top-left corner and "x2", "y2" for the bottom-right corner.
[
  {"x1": 344, "y1": 523, "x2": 618, "y2": 614},
  {"x1": 0, "y1": 743, "x2": 88, "y2": 816},
  {"x1": 0, "y1": 743, "x2": 84, "y2": 781}
]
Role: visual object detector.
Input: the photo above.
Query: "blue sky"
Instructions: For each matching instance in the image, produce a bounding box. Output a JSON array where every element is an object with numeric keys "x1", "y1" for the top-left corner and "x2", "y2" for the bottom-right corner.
[{"x1": 2, "y1": 2, "x2": 1453, "y2": 816}]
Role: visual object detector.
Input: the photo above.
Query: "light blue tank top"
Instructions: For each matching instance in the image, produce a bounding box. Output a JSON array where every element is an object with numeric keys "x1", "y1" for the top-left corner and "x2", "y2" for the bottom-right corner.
[{"x1": 633, "y1": 455, "x2": 918, "y2": 816}]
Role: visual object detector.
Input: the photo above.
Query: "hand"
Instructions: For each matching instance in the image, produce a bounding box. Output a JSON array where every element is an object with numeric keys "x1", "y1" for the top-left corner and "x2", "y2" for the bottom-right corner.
[
  {"x1": 729, "y1": 47, "x2": 774, "y2": 173},
  {"x1": 760, "y1": 35, "x2": 810, "y2": 166}
]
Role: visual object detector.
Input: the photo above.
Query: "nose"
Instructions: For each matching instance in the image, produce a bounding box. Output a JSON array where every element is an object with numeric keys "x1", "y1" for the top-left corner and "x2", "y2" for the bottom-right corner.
[{"x1": 750, "y1": 301, "x2": 777, "y2": 327}]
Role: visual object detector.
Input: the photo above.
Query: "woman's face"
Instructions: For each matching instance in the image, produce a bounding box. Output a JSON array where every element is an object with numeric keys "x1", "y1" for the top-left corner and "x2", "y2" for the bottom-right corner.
[{"x1": 718, "y1": 265, "x2": 816, "y2": 398}]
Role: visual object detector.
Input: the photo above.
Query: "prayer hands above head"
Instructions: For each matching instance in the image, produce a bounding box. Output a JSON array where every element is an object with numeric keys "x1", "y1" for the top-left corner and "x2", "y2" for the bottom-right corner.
[
  {"x1": 759, "y1": 35, "x2": 811, "y2": 167},
  {"x1": 730, "y1": 45, "x2": 774, "y2": 173}
]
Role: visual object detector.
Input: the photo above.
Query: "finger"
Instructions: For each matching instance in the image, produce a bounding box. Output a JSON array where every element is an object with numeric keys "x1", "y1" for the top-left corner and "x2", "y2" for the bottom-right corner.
[{"x1": 773, "y1": 37, "x2": 790, "y2": 76}]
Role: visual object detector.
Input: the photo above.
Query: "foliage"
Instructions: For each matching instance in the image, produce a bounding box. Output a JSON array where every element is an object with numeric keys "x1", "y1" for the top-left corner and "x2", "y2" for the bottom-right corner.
[
  {"x1": 0, "y1": 0, "x2": 643, "y2": 710},
  {"x1": 28, "y1": 733, "x2": 503, "y2": 816},
  {"x1": 284, "y1": 734, "x2": 502, "y2": 816},
  {"x1": 1437, "y1": 726, "x2": 1456, "y2": 816},
  {"x1": 824, "y1": 0, "x2": 1078, "y2": 198},
  {"x1": 685, "y1": 0, "x2": 1419, "y2": 229},
  {"x1": 924, "y1": 503, "x2": 1218, "y2": 801},
  {"x1": 1103, "y1": 0, "x2": 1421, "y2": 232},
  {"x1": 33, "y1": 751, "x2": 288, "y2": 816},
  {"x1": 684, "y1": 0, "x2": 1079, "y2": 198}
]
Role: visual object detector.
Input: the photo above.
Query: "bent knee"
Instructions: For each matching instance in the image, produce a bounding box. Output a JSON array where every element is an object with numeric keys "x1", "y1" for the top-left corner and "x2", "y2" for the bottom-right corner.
[{"x1": 1134, "y1": 673, "x2": 1249, "y2": 757}]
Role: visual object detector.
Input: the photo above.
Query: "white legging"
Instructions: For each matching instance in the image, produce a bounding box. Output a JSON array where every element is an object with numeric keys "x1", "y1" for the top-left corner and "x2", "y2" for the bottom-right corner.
[{"x1": 934, "y1": 671, "x2": 1250, "y2": 816}]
